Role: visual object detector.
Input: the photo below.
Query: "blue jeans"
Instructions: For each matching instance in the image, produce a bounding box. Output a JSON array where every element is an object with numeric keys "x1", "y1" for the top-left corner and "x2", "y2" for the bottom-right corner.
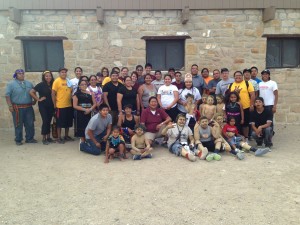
[
  {"x1": 80, "y1": 130, "x2": 106, "y2": 155},
  {"x1": 12, "y1": 107, "x2": 35, "y2": 143},
  {"x1": 251, "y1": 127, "x2": 273, "y2": 146},
  {"x1": 227, "y1": 136, "x2": 243, "y2": 147}
]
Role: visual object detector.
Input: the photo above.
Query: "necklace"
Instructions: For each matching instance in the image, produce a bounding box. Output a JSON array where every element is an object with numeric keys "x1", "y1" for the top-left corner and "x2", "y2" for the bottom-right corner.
[{"x1": 229, "y1": 102, "x2": 237, "y2": 108}]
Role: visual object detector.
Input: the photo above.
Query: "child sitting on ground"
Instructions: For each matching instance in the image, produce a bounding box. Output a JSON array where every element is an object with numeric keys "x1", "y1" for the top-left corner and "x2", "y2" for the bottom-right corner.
[
  {"x1": 184, "y1": 93, "x2": 200, "y2": 132},
  {"x1": 130, "y1": 124, "x2": 153, "y2": 160},
  {"x1": 104, "y1": 126, "x2": 127, "y2": 163},
  {"x1": 211, "y1": 113, "x2": 231, "y2": 152},
  {"x1": 222, "y1": 117, "x2": 269, "y2": 159},
  {"x1": 216, "y1": 94, "x2": 225, "y2": 115},
  {"x1": 202, "y1": 95, "x2": 216, "y2": 121}
]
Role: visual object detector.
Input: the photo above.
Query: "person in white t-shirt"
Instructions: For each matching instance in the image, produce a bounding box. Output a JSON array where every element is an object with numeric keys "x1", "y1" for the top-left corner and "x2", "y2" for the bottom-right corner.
[
  {"x1": 157, "y1": 74, "x2": 179, "y2": 122},
  {"x1": 259, "y1": 69, "x2": 278, "y2": 114},
  {"x1": 70, "y1": 67, "x2": 83, "y2": 95}
]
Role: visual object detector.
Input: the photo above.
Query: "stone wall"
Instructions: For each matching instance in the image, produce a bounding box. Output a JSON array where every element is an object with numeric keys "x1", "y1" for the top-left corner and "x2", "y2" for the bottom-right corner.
[{"x1": 0, "y1": 9, "x2": 299, "y2": 128}]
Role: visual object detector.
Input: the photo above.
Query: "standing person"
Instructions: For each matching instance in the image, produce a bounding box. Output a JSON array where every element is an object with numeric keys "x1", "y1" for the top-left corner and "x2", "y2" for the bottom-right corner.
[
  {"x1": 87, "y1": 75, "x2": 103, "y2": 111},
  {"x1": 101, "y1": 67, "x2": 110, "y2": 79},
  {"x1": 201, "y1": 68, "x2": 213, "y2": 86},
  {"x1": 250, "y1": 97, "x2": 274, "y2": 148},
  {"x1": 177, "y1": 73, "x2": 201, "y2": 114},
  {"x1": 250, "y1": 66, "x2": 262, "y2": 83},
  {"x1": 157, "y1": 74, "x2": 179, "y2": 122},
  {"x1": 243, "y1": 68, "x2": 258, "y2": 97},
  {"x1": 102, "y1": 67, "x2": 121, "y2": 86},
  {"x1": 172, "y1": 71, "x2": 184, "y2": 90},
  {"x1": 191, "y1": 64, "x2": 207, "y2": 95},
  {"x1": 259, "y1": 69, "x2": 278, "y2": 114},
  {"x1": 80, "y1": 104, "x2": 112, "y2": 155},
  {"x1": 136, "y1": 65, "x2": 144, "y2": 85},
  {"x1": 207, "y1": 69, "x2": 221, "y2": 97},
  {"x1": 131, "y1": 71, "x2": 140, "y2": 91},
  {"x1": 119, "y1": 67, "x2": 129, "y2": 82},
  {"x1": 151, "y1": 70, "x2": 164, "y2": 91},
  {"x1": 96, "y1": 72, "x2": 104, "y2": 87},
  {"x1": 29, "y1": 70, "x2": 55, "y2": 145},
  {"x1": 138, "y1": 74, "x2": 157, "y2": 110},
  {"x1": 228, "y1": 71, "x2": 255, "y2": 141},
  {"x1": 52, "y1": 67, "x2": 74, "y2": 144},
  {"x1": 103, "y1": 70, "x2": 124, "y2": 125},
  {"x1": 138, "y1": 63, "x2": 155, "y2": 84},
  {"x1": 5, "y1": 69, "x2": 37, "y2": 145},
  {"x1": 215, "y1": 68, "x2": 234, "y2": 97},
  {"x1": 117, "y1": 76, "x2": 140, "y2": 115},
  {"x1": 73, "y1": 79, "x2": 96, "y2": 143},
  {"x1": 168, "y1": 67, "x2": 176, "y2": 82},
  {"x1": 140, "y1": 97, "x2": 171, "y2": 146},
  {"x1": 70, "y1": 67, "x2": 83, "y2": 95}
]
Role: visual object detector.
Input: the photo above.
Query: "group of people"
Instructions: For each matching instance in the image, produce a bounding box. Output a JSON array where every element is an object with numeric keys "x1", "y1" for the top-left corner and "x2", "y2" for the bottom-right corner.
[{"x1": 5, "y1": 63, "x2": 278, "y2": 163}]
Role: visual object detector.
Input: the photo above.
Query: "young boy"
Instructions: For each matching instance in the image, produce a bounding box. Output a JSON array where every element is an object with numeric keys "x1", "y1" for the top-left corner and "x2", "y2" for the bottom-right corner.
[
  {"x1": 104, "y1": 126, "x2": 127, "y2": 163},
  {"x1": 223, "y1": 117, "x2": 269, "y2": 159},
  {"x1": 130, "y1": 124, "x2": 153, "y2": 160},
  {"x1": 202, "y1": 95, "x2": 216, "y2": 121},
  {"x1": 184, "y1": 93, "x2": 200, "y2": 132},
  {"x1": 216, "y1": 95, "x2": 224, "y2": 114}
]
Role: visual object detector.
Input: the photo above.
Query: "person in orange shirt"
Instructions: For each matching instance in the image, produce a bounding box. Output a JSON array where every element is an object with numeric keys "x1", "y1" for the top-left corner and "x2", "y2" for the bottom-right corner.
[{"x1": 201, "y1": 68, "x2": 213, "y2": 95}]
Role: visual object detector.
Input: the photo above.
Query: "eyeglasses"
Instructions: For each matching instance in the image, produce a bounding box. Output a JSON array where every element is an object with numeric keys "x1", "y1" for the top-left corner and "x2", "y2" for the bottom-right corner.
[{"x1": 80, "y1": 83, "x2": 87, "y2": 86}]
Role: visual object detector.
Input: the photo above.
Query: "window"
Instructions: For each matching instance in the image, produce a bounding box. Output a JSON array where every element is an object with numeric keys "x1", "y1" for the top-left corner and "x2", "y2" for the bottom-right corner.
[
  {"x1": 145, "y1": 39, "x2": 185, "y2": 70},
  {"x1": 266, "y1": 38, "x2": 300, "y2": 68},
  {"x1": 23, "y1": 40, "x2": 64, "y2": 72}
]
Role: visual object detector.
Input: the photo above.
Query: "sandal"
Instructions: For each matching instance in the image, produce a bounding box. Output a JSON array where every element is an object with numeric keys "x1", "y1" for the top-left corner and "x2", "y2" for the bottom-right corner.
[
  {"x1": 47, "y1": 138, "x2": 56, "y2": 143},
  {"x1": 42, "y1": 139, "x2": 49, "y2": 145},
  {"x1": 57, "y1": 138, "x2": 65, "y2": 144}
]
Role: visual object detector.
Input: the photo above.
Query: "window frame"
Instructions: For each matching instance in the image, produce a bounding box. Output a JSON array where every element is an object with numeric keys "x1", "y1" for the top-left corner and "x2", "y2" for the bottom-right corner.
[{"x1": 266, "y1": 37, "x2": 300, "y2": 69}]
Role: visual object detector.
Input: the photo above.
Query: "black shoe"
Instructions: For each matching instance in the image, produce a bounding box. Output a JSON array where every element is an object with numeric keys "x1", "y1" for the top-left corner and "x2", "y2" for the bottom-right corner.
[
  {"x1": 57, "y1": 138, "x2": 65, "y2": 144},
  {"x1": 42, "y1": 139, "x2": 49, "y2": 145},
  {"x1": 25, "y1": 139, "x2": 38, "y2": 143},
  {"x1": 16, "y1": 141, "x2": 23, "y2": 146},
  {"x1": 64, "y1": 136, "x2": 75, "y2": 141},
  {"x1": 47, "y1": 138, "x2": 56, "y2": 143},
  {"x1": 256, "y1": 140, "x2": 263, "y2": 147},
  {"x1": 265, "y1": 143, "x2": 273, "y2": 148}
]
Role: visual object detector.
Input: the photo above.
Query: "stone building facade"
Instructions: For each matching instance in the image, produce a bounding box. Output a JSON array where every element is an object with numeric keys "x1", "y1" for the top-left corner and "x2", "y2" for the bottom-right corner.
[{"x1": 0, "y1": 8, "x2": 300, "y2": 128}]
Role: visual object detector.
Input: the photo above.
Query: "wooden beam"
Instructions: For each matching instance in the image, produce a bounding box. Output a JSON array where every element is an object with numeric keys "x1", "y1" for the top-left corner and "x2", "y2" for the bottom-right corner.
[{"x1": 181, "y1": 6, "x2": 189, "y2": 24}]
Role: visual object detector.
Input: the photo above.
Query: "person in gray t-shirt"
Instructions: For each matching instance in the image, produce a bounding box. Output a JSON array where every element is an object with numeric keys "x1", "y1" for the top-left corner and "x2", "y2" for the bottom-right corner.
[
  {"x1": 80, "y1": 104, "x2": 112, "y2": 155},
  {"x1": 191, "y1": 64, "x2": 207, "y2": 95},
  {"x1": 215, "y1": 68, "x2": 234, "y2": 96}
]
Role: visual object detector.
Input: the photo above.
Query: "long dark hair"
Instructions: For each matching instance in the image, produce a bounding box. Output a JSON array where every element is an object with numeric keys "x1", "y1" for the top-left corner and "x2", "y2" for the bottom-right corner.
[
  {"x1": 225, "y1": 91, "x2": 240, "y2": 105},
  {"x1": 42, "y1": 71, "x2": 54, "y2": 86},
  {"x1": 76, "y1": 79, "x2": 88, "y2": 94}
]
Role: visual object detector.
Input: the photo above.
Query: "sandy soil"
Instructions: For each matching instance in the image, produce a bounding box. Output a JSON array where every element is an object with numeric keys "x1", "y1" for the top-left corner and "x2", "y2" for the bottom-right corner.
[{"x1": 0, "y1": 124, "x2": 299, "y2": 225}]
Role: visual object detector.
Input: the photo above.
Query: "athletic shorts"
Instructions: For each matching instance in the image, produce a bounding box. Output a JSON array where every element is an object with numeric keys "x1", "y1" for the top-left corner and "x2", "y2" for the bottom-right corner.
[
  {"x1": 56, "y1": 107, "x2": 73, "y2": 128},
  {"x1": 243, "y1": 108, "x2": 250, "y2": 127}
]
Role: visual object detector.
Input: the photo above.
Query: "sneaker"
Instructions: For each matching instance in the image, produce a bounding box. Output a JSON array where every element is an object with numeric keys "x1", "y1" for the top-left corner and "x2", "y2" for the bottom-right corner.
[
  {"x1": 236, "y1": 151, "x2": 245, "y2": 160},
  {"x1": 57, "y1": 138, "x2": 65, "y2": 144},
  {"x1": 64, "y1": 136, "x2": 75, "y2": 141},
  {"x1": 133, "y1": 155, "x2": 142, "y2": 160},
  {"x1": 186, "y1": 152, "x2": 196, "y2": 162},
  {"x1": 162, "y1": 141, "x2": 168, "y2": 148},
  {"x1": 206, "y1": 153, "x2": 215, "y2": 162},
  {"x1": 197, "y1": 148, "x2": 208, "y2": 160},
  {"x1": 213, "y1": 153, "x2": 222, "y2": 161},
  {"x1": 25, "y1": 139, "x2": 38, "y2": 143},
  {"x1": 265, "y1": 143, "x2": 273, "y2": 148},
  {"x1": 47, "y1": 138, "x2": 56, "y2": 143},
  {"x1": 256, "y1": 140, "x2": 263, "y2": 147},
  {"x1": 42, "y1": 139, "x2": 49, "y2": 145},
  {"x1": 143, "y1": 154, "x2": 153, "y2": 159},
  {"x1": 16, "y1": 141, "x2": 23, "y2": 146},
  {"x1": 255, "y1": 148, "x2": 270, "y2": 156}
]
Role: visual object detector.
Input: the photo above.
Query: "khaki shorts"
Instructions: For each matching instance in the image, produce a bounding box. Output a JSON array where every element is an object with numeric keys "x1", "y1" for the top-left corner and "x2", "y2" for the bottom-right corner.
[{"x1": 144, "y1": 125, "x2": 166, "y2": 141}]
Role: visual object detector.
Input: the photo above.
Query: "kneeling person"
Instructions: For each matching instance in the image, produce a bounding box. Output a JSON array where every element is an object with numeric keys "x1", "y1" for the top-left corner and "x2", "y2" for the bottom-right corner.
[
  {"x1": 130, "y1": 124, "x2": 153, "y2": 160},
  {"x1": 162, "y1": 114, "x2": 197, "y2": 162}
]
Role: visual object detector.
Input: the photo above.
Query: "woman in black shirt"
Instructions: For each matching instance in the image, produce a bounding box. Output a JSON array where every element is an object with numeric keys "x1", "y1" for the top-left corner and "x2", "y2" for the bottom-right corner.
[{"x1": 30, "y1": 71, "x2": 55, "y2": 145}]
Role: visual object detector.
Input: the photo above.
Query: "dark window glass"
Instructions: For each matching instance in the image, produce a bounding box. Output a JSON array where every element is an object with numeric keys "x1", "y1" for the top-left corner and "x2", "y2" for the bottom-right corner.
[
  {"x1": 146, "y1": 40, "x2": 185, "y2": 70},
  {"x1": 23, "y1": 40, "x2": 64, "y2": 72},
  {"x1": 266, "y1": 38, "x2": 300, "y2": 68}
]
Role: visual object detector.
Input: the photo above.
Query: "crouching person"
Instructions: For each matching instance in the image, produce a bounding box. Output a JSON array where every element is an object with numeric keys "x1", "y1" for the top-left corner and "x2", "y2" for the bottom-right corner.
[
  {"x1": 162, "y1": 114, "x2": 197, "y2": 162},
  {"x1": 130, "y1": 124, "x2": 153, "y2": 160},
  {"x1": 104, "y1": 126, "x2": 127, "y2": 163},
  {"x1": 80, "y1": 104, "x2": 111, "y2": 155}
]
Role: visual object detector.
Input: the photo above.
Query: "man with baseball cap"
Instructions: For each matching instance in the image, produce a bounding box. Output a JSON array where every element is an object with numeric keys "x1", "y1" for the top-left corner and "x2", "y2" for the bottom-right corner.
[{"x1": 258, "y1": 69, "x2": 278, "y2": 114}]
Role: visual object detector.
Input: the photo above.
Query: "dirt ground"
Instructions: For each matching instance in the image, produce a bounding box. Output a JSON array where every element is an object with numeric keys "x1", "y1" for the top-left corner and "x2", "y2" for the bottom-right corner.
[{"x1": 0, "y1": 124, "x2": 299, "y2": 225}]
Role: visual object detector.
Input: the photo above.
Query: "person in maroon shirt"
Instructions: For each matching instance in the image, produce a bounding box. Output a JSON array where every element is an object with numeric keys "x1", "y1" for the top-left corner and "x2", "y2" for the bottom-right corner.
[
  {"x1": 140, "y1": 96, "x2": 171, "y2": 145},
  {"x1": 172, "y1": 71, "x2": 184, "y2": 90}
]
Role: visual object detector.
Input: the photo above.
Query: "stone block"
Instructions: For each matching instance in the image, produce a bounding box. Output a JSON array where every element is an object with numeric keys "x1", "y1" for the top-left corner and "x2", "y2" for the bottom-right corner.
[
  {"x1": 286, "y1": 113, "x2": 299, "y2": 123},
  {"x1": 186, "y1": 44, "x2": 197, "y2": 55},
  {"x1": 116, "y1": 10, "x2": 126, "y2": 17},
  {"x1": 271, "y1": 20, "x2": 281, "y2": 27},
  {"x1": 234, "y1": 58, "x2": 244, "y2": 64},
  {"x1": 194, "y1": 10, "x2": 207, "y2": 16},
  {"x1": 0, "y1": 56, "x2": 7, "y2": 64},
  {"x1": 48, "y1": 16, "x2": 62, "y2": 22},
  {"x1": 63, "y1": 41, "x2": 73, "y2": 50},
  {"x1": 153, "y1": 11, "x2": 164, "y2": 17},
  {"x1": 139, "y1": 11, "x2": 152, "y2": 18},
  {"x1": 251, "y1": 48, "x2": 259, "y2": 54},
  {"x1": 43, "y1": 10, "x2": 56, "y2": 16},
  {"x1": 282, "y1": 20, "x2": 294, "y2": 27},
  {"x1": 22, "y1": 15, "x2": 35, "y2": 22},
  {"x1": 226, "y1": 10, "x2": 243, "y2": 15},
  {"x1": 148, "y1": 19, "x2": 156, "y2": 25},
  {"x1": 274, "y1": 112, "x2": 286, "y2": 123},
  {"x1": 45, "y1": 23, "x2": 55, "y2": 30},
  {"x1": 165, "y1": 10, "x2": 178, "y2": 18},
  {"x1": 287, "y1": 13, "x2": 300, "y2": 19},
  {"x1": 127, "y1": 11, "x2": 139, "y2": 17}
]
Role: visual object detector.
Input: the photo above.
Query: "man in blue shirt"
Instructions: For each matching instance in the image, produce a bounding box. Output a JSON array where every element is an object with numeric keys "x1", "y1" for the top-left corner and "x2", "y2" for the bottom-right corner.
[
  {"x1": 250, "y1": 66, "x2": 262, "y2": 83},
  {"x1": 5, "y1": 69, "x2": 37, "y2": 145}
]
